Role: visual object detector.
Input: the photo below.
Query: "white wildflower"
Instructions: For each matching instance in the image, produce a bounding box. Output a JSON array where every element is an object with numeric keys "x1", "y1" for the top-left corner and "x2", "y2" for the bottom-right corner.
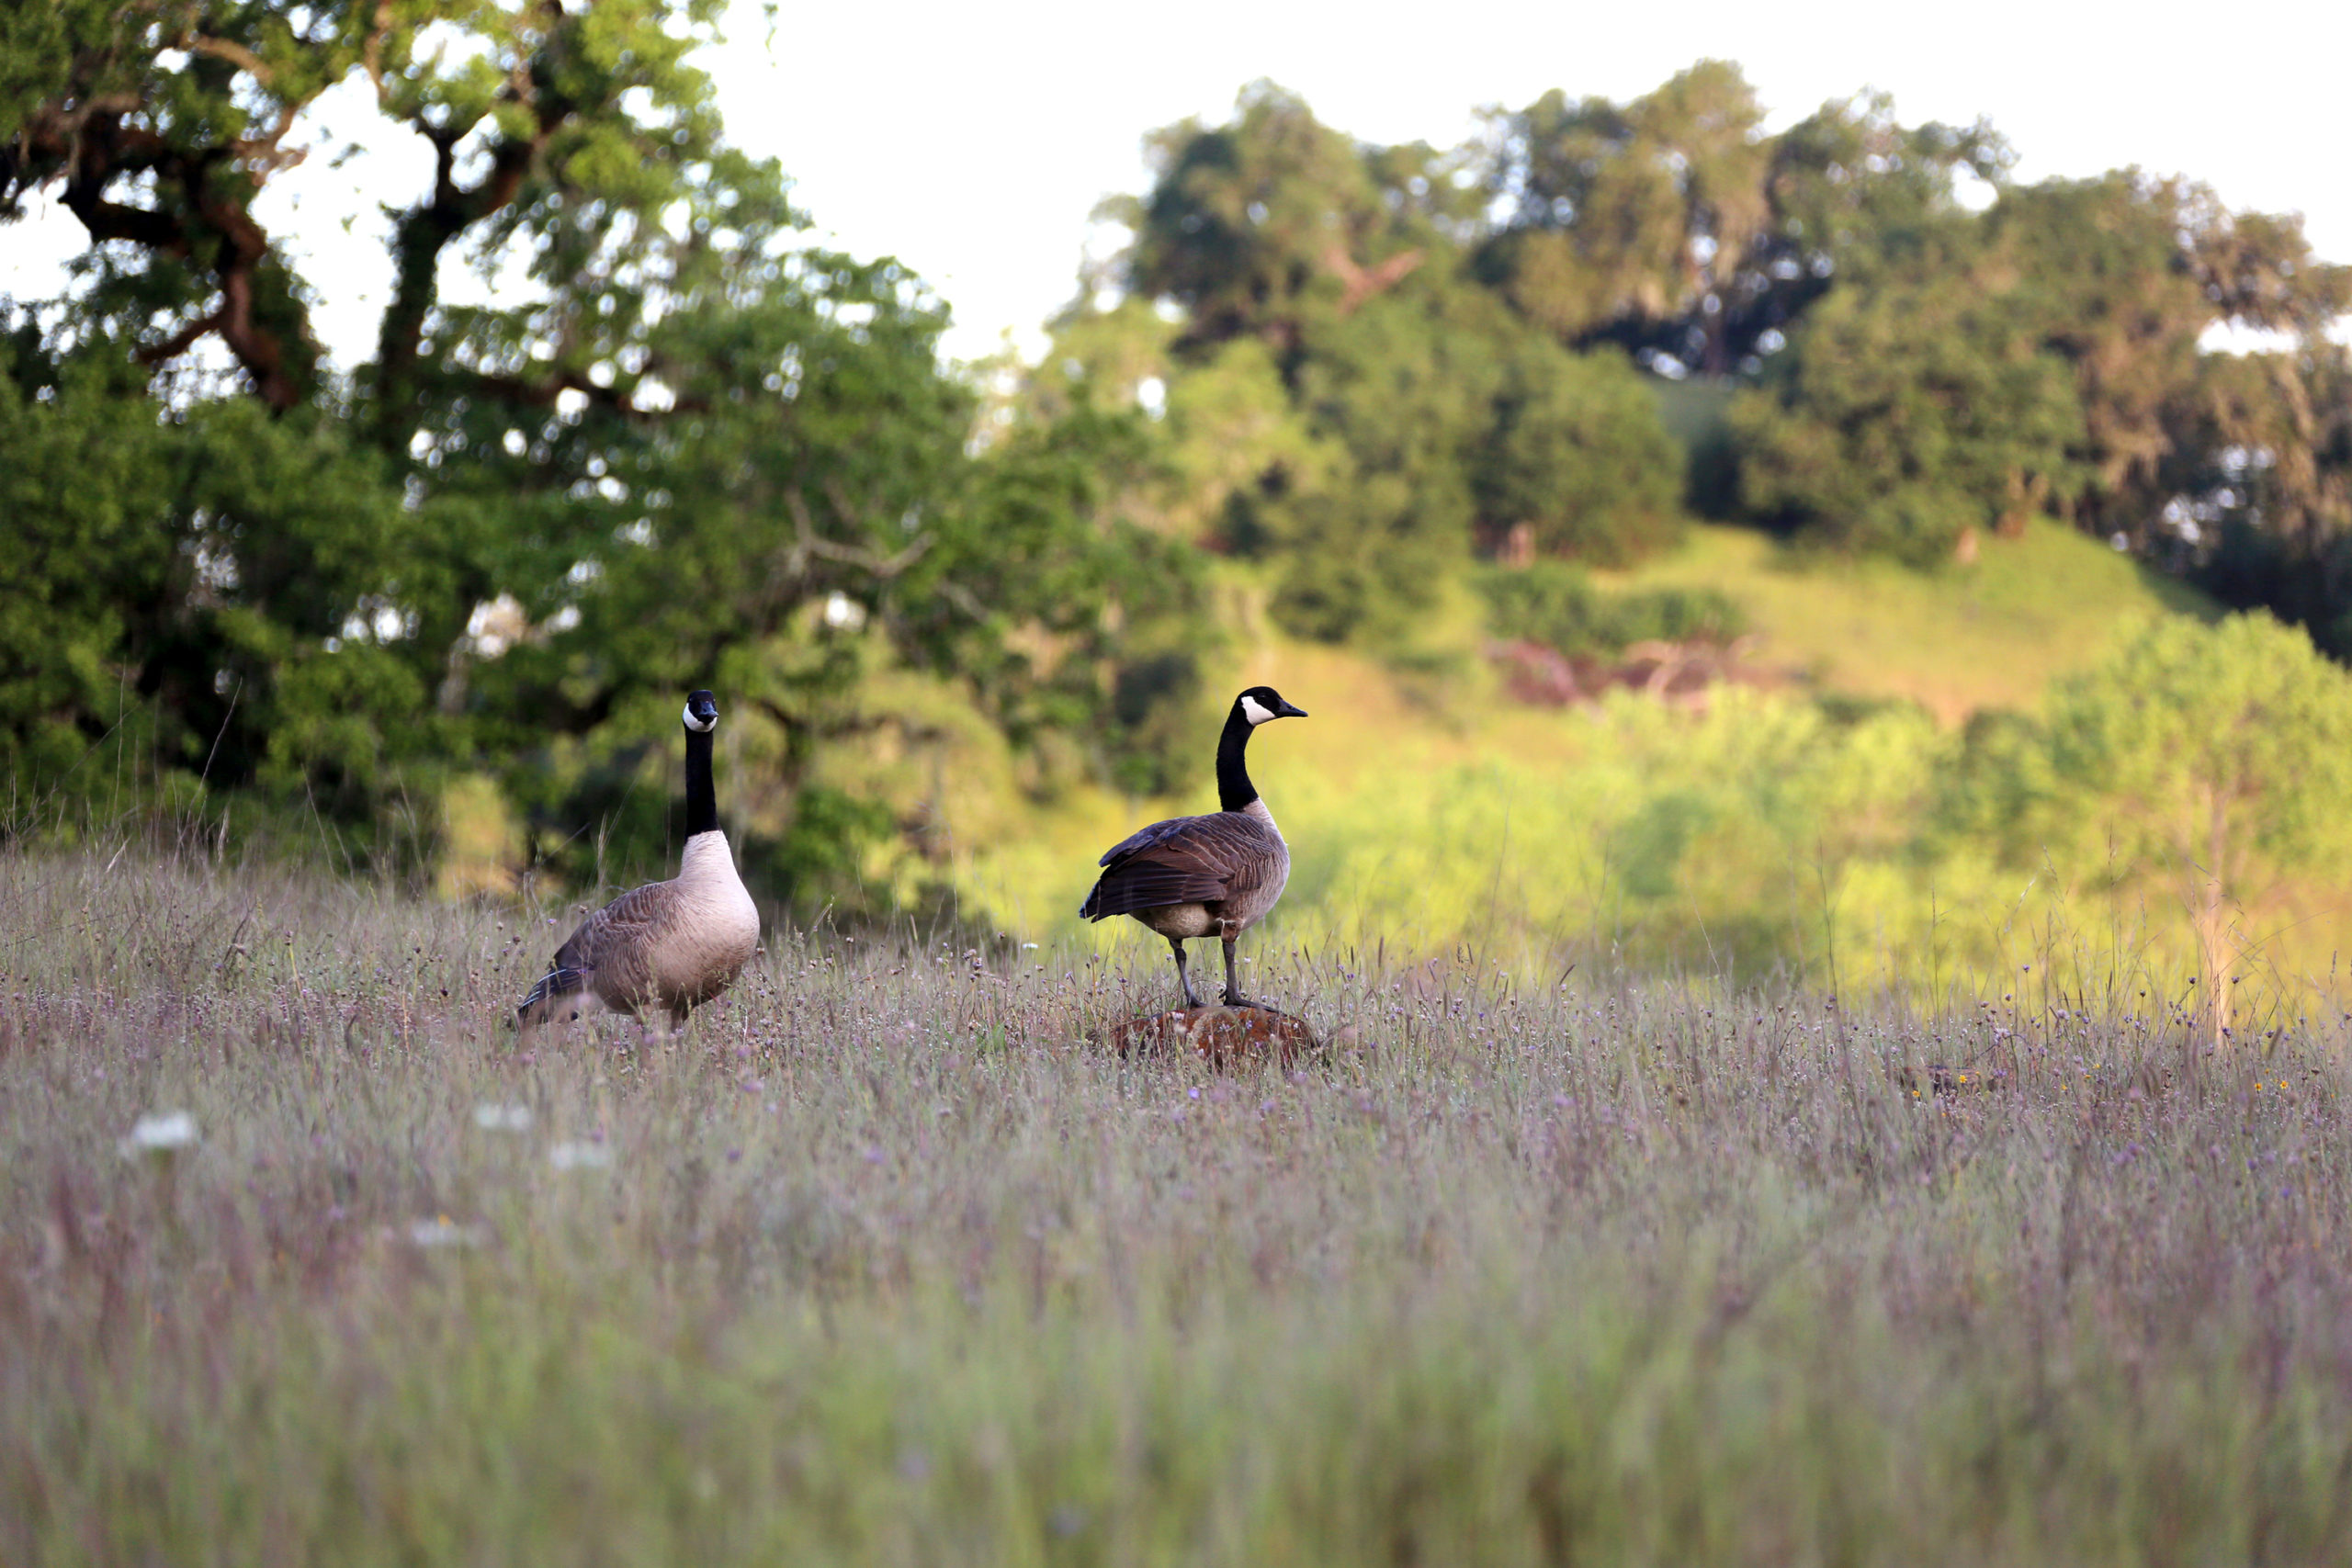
[
  {"x1": 472, "y1": 1102, "x2": 534, "y2": 1133},
  {"x1": 120, "y1": 1112, "x2": 198, "y2": 1156},
  {"x1": 548, "y1": 1141, "x2": 613, "y2": 1171}
]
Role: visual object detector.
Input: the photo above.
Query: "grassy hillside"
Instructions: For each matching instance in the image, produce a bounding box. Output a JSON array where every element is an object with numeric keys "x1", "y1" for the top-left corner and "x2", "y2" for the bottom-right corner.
[
  {"x1": 943, "y1": 542, "x2": 2352, "y2": 1000},
  {"x1": 1603, "y1": 519, "x2": 2217, "y2": 724}
]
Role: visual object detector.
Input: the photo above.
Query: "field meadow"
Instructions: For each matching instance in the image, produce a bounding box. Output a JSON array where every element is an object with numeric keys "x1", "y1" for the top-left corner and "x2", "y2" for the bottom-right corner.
[{"x1": 6, "y1": 843, "x2": 2352, "y2": 1565}]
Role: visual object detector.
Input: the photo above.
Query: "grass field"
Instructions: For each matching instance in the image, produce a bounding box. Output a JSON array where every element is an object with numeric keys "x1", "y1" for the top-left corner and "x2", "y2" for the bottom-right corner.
[{"x1": 6, "y1": 845, "x2": 2352, "y2": 1564}]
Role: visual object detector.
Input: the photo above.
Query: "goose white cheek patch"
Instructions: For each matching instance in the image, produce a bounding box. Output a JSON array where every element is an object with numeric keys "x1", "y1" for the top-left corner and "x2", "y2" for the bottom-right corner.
[
  {"x1": 683, "y1": 705, "x2": 716, "y2": 733},
  {"x1": 1240, "y1": 695, "x2": 1277, "y2": 726}
]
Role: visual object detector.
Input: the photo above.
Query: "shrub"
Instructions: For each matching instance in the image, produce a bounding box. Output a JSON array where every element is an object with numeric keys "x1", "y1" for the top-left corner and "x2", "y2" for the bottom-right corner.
[
  {"x1": 1476, "y1": 562, "x2": 1747, "y2": 656},
  {"x1": 1472, "y1": 342, "x2": 1688, "y2": 566}
]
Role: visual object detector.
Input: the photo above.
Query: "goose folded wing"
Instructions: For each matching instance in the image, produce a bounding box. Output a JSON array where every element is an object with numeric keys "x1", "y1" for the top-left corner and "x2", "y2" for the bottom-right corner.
[
  {"x1": 550, "y1": 881, "x2": 671, "y2": 976},
  {"x1": 1085, "y1": 814, "x2": 1277, "y2": 919}
]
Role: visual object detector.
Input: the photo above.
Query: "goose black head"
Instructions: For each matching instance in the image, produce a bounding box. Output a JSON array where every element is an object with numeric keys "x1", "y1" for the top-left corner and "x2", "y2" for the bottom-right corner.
[
  {"x1": 1235, "y1": 686, "x2": 1307, "y2": 727},
  {"x1": 683, "y1": 689, "x2": 720, "y2": 733}
]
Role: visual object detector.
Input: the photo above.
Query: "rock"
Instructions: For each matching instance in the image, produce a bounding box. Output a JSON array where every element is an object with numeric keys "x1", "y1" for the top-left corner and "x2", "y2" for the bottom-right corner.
[{"x1": 1107, "y1": 1005, "x2": 1321, "y2": 1069}]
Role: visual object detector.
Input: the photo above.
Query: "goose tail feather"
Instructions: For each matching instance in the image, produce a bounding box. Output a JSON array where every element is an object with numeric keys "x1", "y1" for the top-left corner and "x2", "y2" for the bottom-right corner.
[{"x1": 516, "y1": 965, "x2": 593, "y2": 1029}]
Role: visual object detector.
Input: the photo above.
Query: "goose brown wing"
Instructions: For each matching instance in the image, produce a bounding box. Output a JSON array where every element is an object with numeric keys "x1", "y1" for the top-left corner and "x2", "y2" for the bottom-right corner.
[
  {"x1": 1080, "y1": 812, "x2": 1279, "y2": 919},
  {"x1": 549, "y1": 880, "x2": 673, "y2": 981}
]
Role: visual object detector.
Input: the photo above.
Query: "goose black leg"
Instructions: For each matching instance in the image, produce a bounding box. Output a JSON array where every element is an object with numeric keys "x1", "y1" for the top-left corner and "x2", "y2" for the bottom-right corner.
[
  {"x1": 1221, "y1": 936, "x2": 1262, "y2": 1009},
  {"x1": 1169, "y1": 937, "x2": 1203, "y2": 1010}
]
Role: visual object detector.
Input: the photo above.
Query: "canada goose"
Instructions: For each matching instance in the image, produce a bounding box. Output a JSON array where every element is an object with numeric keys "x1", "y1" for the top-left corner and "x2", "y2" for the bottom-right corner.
[
  {"x1": 1080, "y1": 686, "x2": 1307, "y2": 1009},
  {"x1": 516, "y1": 690, "x2": 761, "y2": 1040}
]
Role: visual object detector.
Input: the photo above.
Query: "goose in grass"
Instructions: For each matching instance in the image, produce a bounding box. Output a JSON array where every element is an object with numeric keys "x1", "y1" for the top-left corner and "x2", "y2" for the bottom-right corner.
[
  {"x1": 1080, "y1": 685, "x2": 1307, "y2": 1010},
  {"x1": 516, "y1": 690, "x2": 760, "y2": 1041}
]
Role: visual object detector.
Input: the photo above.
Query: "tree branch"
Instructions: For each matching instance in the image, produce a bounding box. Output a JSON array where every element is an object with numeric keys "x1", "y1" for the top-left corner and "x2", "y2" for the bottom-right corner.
[
  {"x1": 185, "y1": 35, "x2": 274, "y2": 84},
  {"x1": 24, "y1": 50, "x2": 324, "y2": 409},
  {"x1": 785, "y1": 488, "x2": 936, "y2": 580},
  {"x1": 373, "y1": 89, "x2": 575, "y2": 430},
  {"x1": 362, "y1": 0, "x2": 395, "y2": 105},
  {"x1": 137, "y1": 307, "x2": 226, "y2": 367},
  {"x1": 450, "y1": 365, "x2": 705, "y2": 423},
  {"x1": 1322, "y1": 243, "x2": 1425, "y2": 316}
]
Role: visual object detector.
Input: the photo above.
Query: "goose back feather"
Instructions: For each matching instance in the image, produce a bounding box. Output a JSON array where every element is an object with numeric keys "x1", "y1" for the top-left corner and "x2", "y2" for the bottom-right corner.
[{"x1": 1081, "y1": 802, "x2": 1288, "y2": 927}]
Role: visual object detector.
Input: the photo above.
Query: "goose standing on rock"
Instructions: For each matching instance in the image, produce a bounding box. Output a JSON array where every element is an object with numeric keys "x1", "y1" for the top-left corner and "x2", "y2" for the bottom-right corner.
[
  {"x1": 1080, "y1": 686, "x2": 1307, "y2": 1010},
  {"x1": 517, "y1": 689, "x2": 761, "y2": 1042}
]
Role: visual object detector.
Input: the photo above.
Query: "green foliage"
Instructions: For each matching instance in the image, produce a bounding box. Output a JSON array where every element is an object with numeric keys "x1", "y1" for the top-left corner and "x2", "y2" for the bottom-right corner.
[
  {"x1": 1747, "y1": 91, "x2": 2012, "y2": 323},
  {"x1": 962, "y1": 586, "x2": 2352, "y2": 998},
  {"x1": 1473, "y1": 68, "x2": 2007, "y2": 373},
  {"x1": 1645, "y1": 375, "x2": 1744, "y2": 518},
  {"x1": 1113, "y1": 79, "x2": 1465, "y2": 359},
  {"x1": 1940, "y1": 612, "x2": 2352, "y2": 864},
  {"x1": 1717, "y1": 166, "x2": 2349, "y2": 592},
  {"x1": 1284, "y1": 690, "x2": 1946, "y2": 978},
  {"x1": 13, "y1": 21, "x2": 2352, "y2": 930},
  {"x1": 2, "y1": 0, "x2": 1213, "y2": 897},
  {"x1": 1728, "y1": 259, "x2": 2083, "y2": 563},
  {"x1": 1474, "y1": 339, "x2": 1685, "y2": 563},
  {"x1": 1249, "y1": 275, "x2": 1500, "y2": 640},
  {"x1": 1476, "y1": 563, "x2": 1745, "y2": 656},
  {"x1": 743, "y1": 784, "x2": 898, "y2": 907},
  {"x1": 2043, "y1": 615, "x2": 2352, "y2": 868},
  {"x1": 1936, "y1": 614, "x2": 2352, "y2": 1025},
  {"x1": 0, "y1": 344, "x2": 175, "y2": 790},
  {"x1": 0, "y1": 333, "x2": 446, "y2": 859},
  {"x1": 2162, "y1": 344, "x2": 2352, "y2": 655},
  {"x1": 1086, "y1": 86, "x2": 1699, "y2": 643},
  {"x1": 1464, "y1": 69, "x2": 2352, "y2": 641},
  {"x1": 1472, "y1": 62, "x2": 1770, "y2": 367},
  {"x1": 1009, "y1": 283, "x2": 1684, "y2": 670}
]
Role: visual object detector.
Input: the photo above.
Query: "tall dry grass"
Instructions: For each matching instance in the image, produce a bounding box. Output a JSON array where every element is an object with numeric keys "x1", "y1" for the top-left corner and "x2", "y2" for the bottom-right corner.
[{"x1": 3, "y1": 844, "x2": 2349, "y2": 1564}]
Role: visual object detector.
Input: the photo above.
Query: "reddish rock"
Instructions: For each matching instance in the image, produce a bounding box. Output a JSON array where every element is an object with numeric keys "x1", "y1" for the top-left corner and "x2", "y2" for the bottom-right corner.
[
  {"x1": 1487, "y1": 635, "x2": 1789, "y2": 712},
  {"x1": 1107, "y1": 1005, "x2": 1321, "y2": 1069}
]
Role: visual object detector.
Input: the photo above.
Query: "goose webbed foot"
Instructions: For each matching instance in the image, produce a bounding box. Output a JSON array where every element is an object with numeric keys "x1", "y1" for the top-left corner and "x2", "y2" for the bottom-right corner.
[{"x1": 1218, "y1": 938, "x2": 1265, "y2": 1011}]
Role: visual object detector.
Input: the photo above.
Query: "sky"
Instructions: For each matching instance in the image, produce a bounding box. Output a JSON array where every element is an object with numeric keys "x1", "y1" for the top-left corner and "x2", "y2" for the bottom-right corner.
[{"x1": 6, "y1": 0, "x2": 2347, "y2": 368}]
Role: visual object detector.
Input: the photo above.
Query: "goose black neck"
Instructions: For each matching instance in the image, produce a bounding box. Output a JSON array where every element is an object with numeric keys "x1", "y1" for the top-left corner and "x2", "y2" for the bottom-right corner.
[
  {"x1": 1215, "y1": 705, "x2": 1258, "y2": 812},
  {"x1": 684, "y1": 727, "x2": 719, "y2": 837}
]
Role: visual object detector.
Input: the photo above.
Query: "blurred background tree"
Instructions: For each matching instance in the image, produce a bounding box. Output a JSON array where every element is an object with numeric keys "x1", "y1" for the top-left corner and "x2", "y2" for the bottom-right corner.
[
  {"x1": 0, "y1": 0, "x2": 1202, "y2": 904},
  {"x1": 6, "y1": 26, "x2": 2351, "y2": 964},
  {"x1": 1937, "y1": 615, "x2": 2352, "y2": 1040},
  {"x1": 1728, "y1": 251, "x2": 2085, "y2": 563}
]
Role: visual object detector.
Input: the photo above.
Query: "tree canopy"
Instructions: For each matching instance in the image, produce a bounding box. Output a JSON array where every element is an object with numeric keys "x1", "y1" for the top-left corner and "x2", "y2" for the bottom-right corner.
[
  {"x1": 7, "y1": 31, "x2": 2352, "y2": 914},
  {"x1": 1057, "y1": 66, "x2": 2346, "y2": 647},
  {"x1": 1, "y1": 0, "x2": 1202, "y2": 899}
]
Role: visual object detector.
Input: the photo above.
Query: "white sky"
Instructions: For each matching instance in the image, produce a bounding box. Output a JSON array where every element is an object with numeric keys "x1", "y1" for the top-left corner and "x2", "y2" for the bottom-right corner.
[{"x1": 5, "y1": 0, "x2": 2346, "y2": 369}]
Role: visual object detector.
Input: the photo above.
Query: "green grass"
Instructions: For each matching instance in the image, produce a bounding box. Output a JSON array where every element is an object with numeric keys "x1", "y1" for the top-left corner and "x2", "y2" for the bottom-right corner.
[
  {"x1": 1601, "y1": 519, "x2": 2216, "y2": 723},
  {"x1": 6, "y1": 845, "x2": 2352, "y2": 1563}
]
